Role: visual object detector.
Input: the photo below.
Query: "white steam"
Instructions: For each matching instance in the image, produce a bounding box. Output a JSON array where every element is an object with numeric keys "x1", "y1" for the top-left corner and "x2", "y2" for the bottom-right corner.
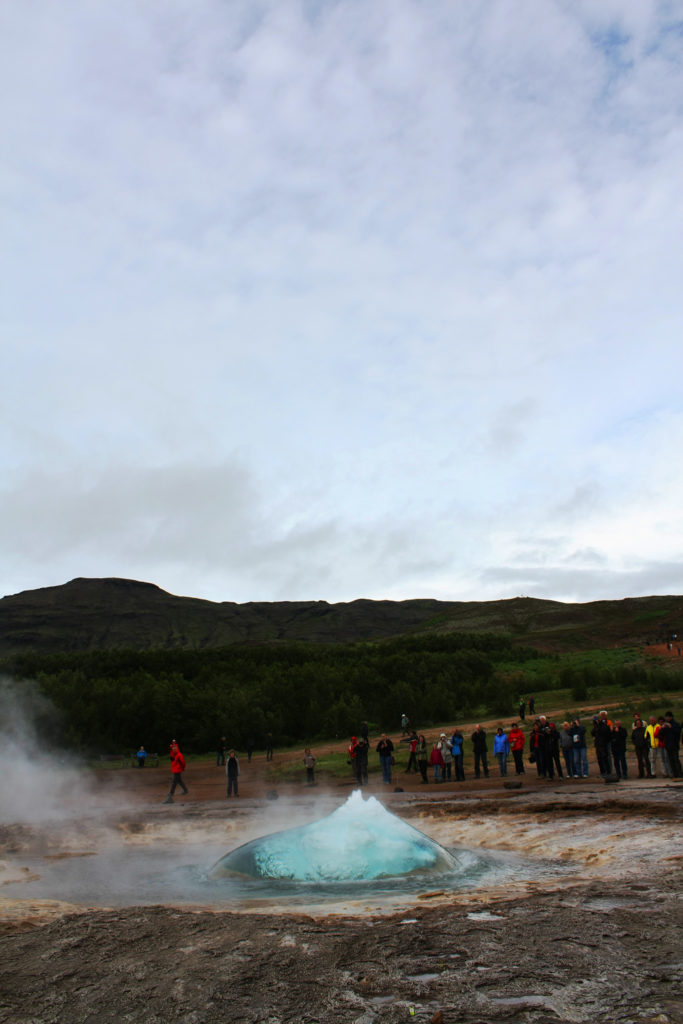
[{"x1": 0, "y1": 675, "x2": 96, "y2": 823}]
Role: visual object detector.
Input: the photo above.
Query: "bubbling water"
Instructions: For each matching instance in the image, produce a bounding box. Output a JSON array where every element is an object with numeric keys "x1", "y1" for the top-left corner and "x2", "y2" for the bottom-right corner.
[{"x1": 210, "y1": 790, "x2": 457, "y2": 881}]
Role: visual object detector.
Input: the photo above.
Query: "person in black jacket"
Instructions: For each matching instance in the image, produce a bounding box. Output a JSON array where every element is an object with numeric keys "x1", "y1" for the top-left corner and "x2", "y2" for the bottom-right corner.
[
  {"x1": 611, "y1": 720, "x2": 628, "y2": 779},
  {"x1": 471, "y1": 725, "x2": 489, "y2": 778},
  {"x1": 376, "y1": 734, "x2": 394, "y2": 784},
  {"x1": 661, "y1": 712, "x2": 682, "y2": 777},
  {"x1": 631, "y1": 716, "x2": 651, "y2": 778}
]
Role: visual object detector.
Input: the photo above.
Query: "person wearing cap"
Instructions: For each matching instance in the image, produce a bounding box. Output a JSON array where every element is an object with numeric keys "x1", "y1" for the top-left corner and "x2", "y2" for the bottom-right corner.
[{"x1": 163, "y1": 744, "x2": 188, "y2": 804}]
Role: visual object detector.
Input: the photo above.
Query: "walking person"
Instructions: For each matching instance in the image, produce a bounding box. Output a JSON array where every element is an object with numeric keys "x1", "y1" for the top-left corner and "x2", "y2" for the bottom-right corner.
[
  {"x1": 163, "y1": 744, "x2": 188, "y2": 803},
  {"x1": 226, "y1": 748, "x2": 240, "y2": 796}
]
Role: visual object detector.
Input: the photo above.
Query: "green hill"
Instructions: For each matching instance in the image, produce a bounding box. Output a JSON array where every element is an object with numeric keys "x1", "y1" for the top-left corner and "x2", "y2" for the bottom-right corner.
[{"x1": 0, "y1": 577, "x2": 681, "y2": 655}]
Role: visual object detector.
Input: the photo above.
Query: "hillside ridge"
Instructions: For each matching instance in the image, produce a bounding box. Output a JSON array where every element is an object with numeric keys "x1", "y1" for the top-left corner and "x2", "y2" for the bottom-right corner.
[{"x1": 0, "y1": 577, "x2": 681, "y2": 654}]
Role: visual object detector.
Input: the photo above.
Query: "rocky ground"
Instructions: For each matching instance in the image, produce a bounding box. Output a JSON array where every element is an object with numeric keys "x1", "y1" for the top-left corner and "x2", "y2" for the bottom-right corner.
[{"x1": 0, "y1": 749, "x2": 681, "y2": 1024}]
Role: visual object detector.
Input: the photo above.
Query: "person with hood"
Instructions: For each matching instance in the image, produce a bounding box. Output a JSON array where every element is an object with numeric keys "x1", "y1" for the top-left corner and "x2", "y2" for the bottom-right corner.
[
  {"x1": 163, "y1": 744, "x2": 188, "y2": 803},
  {"x1": 547, "y1": 722, "x2": 563, "y2": 779},
  {"x1": 226, "y1": 748, "x2": 240, "y2": 796},
  {"x1": 559, "y1": 722, "x2": 574, "y2": 778},
  {"x1": 493, "y1": 727, "x2": 510, "y2": 776},
  {"x1": 450, "y1": 727, "x2": 465, "y2": 780},
  {"x1": 471, "y1": 725, "x2": 489, "y2": 778},
  {"x1": 508, "y1": 722, "x2": 525, "y2": 775}
]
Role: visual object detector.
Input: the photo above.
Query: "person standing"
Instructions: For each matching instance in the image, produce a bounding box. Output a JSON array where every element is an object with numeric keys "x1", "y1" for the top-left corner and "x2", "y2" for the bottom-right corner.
[
  {"x1": 528, "y1": 697, "x2": 535, "y2": 716},
  {"x1": 450, "y1": 727, "x2": 465, "y2": 781},
  {"x1": 645, "y1": 716, "x2": 663, "y2": 777},
  {"x1": 631, "y1": 716, "x2": 652, "y2": 778},
  {"x1": 354, "y1": 737, "x2": 369, "y2": 786},
  {"x1": 136, "y1": 746, "x2": 147, "y2": 768},
  {"x1": 430, "y1": 741, "x2": 444, "y2": 783},
  {"x1": 417, "y1": 734, "x2": 429, "y2": 784},
  {"x1": 216, "y1": 737, "x2": 226, "y2": 767},
  {"x1": 662, "y1": 712, "x2": 682, "y2": 777},
  {"x1": 571, "y1": 718, "x2": 589, "y2": 778},
  {"x1": 265, "y1": 734, "x2": 274, "y2": 761},
  {"x1": 547, "y1": 722, "x2": 563, "y2": 779},
  {"x1": 518, "y1": 698, "x2": 526, "y2": 721},
  {"x1": 376, "y1": 733, "x2": 394, "y2": 784},
  {"x1": 508, "y1": 723, "x2": 525, "y2": 775},
  {"x1": 302, "y1": 748, "x2": 316, "y2": 786},
  {"x1": 245, "y1": 736, "x2": 255, "y2": 763},
  {"x1": 406, "y1": 731, "x2": 419, "y2": 773},
  {"x1": 226, "y1": 749, "x2": 240, "y2": 796},
  {"x1": 400, "y1": 713, "x2": 410, "y2": 736},
  {"x1": 163, "y1": 745, "x2": 188, "y2": 803},
  {"x1": 611, "y1": 720, "x2": 628, "y2": 779},
  {"x1": 559, "y1": 722, "x2": 574, "y2": 778},
  {"x1": 493, "y1": 727, "x2": 510, "y2": 776},
  {"x1": 471, "y1": 725, "x2": 489, "y2": 779},
  {"x1": 439, "y1": 733, "x2": 453, "y2": 781}
]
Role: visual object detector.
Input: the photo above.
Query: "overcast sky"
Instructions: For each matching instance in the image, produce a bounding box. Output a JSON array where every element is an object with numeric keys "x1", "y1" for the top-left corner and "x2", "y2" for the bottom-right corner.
[{"x1": 2, "y1": 0, "x2": 683, "y2": 606}]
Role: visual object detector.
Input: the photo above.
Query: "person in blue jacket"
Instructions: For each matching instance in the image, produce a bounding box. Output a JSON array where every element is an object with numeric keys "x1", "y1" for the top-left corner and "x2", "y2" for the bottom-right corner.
[{"x1": 493, "y1": 727, "x2": 510, "y2": 776}]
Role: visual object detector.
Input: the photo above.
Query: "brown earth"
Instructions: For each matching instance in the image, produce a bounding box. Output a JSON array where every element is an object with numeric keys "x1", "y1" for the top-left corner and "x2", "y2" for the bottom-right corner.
[{"x1": 1, "y1": 732, "x2": 682, "y2": 1024}]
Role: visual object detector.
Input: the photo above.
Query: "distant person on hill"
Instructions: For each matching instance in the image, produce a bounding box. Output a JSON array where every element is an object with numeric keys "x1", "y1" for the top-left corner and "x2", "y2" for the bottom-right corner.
[
  {"x1": 136, "y1": 746, "x2": 146, "y2": 768},
  {"x1": 226, "y1": 749, "x2": 240, "y2": 796},
  {"x1": 471, "y1": 725, "x2": 489, "y2": 779},
  {"x1": 360, "y1": 721, "x2": 369, "y2": 744},
  {"x1": 303, "y1": 748, "x2": 316, "y2": 786},
  {"x1": 265, "y1": 733, "x2": 274, "y2": 761},
  {"x1": 216, "y1": 737, "x2": 226, "y2": 767},
  {"x1": 401, "y1": 713, "x2": 410, "y2": 735},
  {"x1": 508, "y1": 723, "x2": 525, "y2": 775},
  {"x1": 518, "y1": 698, "x2": 526, "y2": 721},
  {"x1": 246, "y1": 736, "x2": 255, "y2": 762},
  {"x1": 528, "y1": 697, "x2": 535, "y2": 715},
  {"x1": 163, "y1": 745, "x2": 188, "y2": 803},
  {"x1": 376, "y1": 733, "x2": 394, "y2": 784}
]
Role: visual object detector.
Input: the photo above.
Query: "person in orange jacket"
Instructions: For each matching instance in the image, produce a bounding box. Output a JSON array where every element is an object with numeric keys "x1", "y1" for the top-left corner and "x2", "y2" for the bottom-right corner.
[{"x1": 163, "y1": 745, "x2": 188, "y2": 803}]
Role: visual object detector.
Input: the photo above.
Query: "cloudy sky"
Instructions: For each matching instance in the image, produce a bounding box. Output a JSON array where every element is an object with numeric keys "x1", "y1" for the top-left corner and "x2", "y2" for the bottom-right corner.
[{"x1": 2, "y1": 0, "x2": 683, "y2": 606}]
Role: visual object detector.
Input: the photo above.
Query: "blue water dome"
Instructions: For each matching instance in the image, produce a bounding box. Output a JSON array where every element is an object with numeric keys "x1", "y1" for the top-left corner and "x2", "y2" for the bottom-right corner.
[{"x1": 209, "y1": 790, "x2": 456, "y2": 881}]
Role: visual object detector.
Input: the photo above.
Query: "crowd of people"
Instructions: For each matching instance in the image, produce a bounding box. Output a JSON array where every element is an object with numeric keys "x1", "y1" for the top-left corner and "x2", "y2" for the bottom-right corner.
[
  {"x1": 346, "y1": 708, "x2": 682, "y2": 786},
  {"x1": 156, "y1": 706, "x2": 681, "y2": 801}
]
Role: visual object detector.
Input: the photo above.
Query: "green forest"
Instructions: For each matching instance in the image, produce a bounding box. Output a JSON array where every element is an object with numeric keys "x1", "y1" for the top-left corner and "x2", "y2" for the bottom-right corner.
[{"x1": 4, "y1": 632, "x2": 679, "y2": 755}]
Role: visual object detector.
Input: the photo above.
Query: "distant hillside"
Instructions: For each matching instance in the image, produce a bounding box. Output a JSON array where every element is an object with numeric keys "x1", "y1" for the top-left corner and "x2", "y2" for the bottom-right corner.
[{"x1": 0, "y1": 577, "x2": 681, "y2": 655}]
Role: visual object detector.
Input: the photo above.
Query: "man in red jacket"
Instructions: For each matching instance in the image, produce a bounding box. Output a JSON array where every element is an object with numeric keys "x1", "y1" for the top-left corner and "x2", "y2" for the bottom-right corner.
[{"x1": 163, "y1": 745, "x2": 189, "y2": 803}]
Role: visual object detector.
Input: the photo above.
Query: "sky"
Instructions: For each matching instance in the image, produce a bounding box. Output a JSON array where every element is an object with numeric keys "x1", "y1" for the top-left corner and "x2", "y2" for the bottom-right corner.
[{"x1": 2, "y1": 0, "x2": 683, "y2": 606}]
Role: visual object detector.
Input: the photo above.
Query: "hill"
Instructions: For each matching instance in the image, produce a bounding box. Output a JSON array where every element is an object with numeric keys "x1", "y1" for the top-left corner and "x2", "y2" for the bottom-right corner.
[{"x1": 0, "y1": 577, "x2": 682, "y2": 655}]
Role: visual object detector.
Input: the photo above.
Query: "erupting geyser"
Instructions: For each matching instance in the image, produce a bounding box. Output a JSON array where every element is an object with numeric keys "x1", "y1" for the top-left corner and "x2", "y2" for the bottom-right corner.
[{"x1": 209, "y1": 790, "x2": 456, "y2": 881}]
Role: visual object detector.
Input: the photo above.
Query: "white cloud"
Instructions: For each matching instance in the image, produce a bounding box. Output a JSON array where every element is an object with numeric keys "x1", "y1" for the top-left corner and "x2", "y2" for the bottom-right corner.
[{"x1": 2, "y1": 1, "x2": 683, "y2": 604}]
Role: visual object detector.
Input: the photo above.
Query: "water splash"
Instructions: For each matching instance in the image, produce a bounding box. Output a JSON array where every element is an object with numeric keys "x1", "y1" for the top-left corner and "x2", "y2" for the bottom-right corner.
[{"x1": 210, "y1": 790, "x2": 457, "y2": 881}]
